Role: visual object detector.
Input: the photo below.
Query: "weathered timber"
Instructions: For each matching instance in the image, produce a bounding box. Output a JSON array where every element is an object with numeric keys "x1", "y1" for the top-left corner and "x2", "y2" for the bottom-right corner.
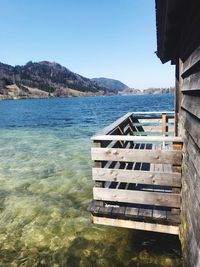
[
  {"x1": 91, "y1": 147, "x2": 182, "y2": 165},
  {"x1": 91, "y1": 135, "x2": 182, "y2": 142},
  {"x1": 181, "y1": 94, "x2": 200, "y2": 120},
  {"x1": 92, "y1": 168, "x2": 181, "y2": 187},
  {"x1": 92, "y1": 216, "x2": 179, "y2": 235},
  {"x1": 93, "y1": 188, "x2": 181, "y2": 208},
  {"x1": 131, "y1": 126, "x2": 174, "y2": 132},
  {"x1": 132, "y1": 111, "x2": 174, "y2": 115},
  {"x1": 182, "y1": 70, "x2": 200, "y2": 91},
  {"x1": 90, "y1": 201, "x2": 181, "y2": 224},
  {"x1": 180, "y1": 110, "x2": 200, "y2": 148},
  {"x1": 182, "y1": 45, "x2": 200, "y2": 75},
  {"x1": 162, "y1": 113, "x2": 167, "y2": 136}
]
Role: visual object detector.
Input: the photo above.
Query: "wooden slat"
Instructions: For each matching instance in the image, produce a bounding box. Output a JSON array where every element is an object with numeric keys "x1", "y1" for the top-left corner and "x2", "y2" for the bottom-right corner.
[
  {"x1": 93, "y1": 188, "x2": 181, "y2": 208},
  {"x1": 91, "y1": 135, "x2": 182, "y2": 143},
  {"x1": 92, "y1": 168, "x2": 181, "y2": 187},
  {"x1": 130, "y1": 126, "x2": 174, "y2": 132},
  {"x1": 182, "y1": 70, "x2": 200, "y2": 91},
  {"x1": 132, "y1": 131, "x2": 174, "y2": 136},
  {"x1": 138, "y1": 208, "x2": 152, "y2": 218},
  {"x1": 138, "y1": 118, "x2": 174, "y2": 123},
  {"x1": 181, "y1": 94, "x2": 200, "y2": 120},
  {"x1": 182, "y1": 45, "x2": 200, "y2": 75},
  {"x1": 153, "y1": 209, "x2": 167, "y2": 220},
  {"x1": 125, "y1": 207, "x2": 138, "y2": 217},
  {"x1": 133, "y1": 122, "x2": 174, "y2": 126},
  {"x1": 132, "y1": 111, "x2": 174, "y2": 115},
  {"x1": 91, "y1": 147, "x2": 182, "y2": 165},
  {"x1": 92, "y1": 216, "x2": 179, "y2": 235},
  {"x1": 180, "y1": 110, "x2": 200, "y2": 148},
  {"x1": 183, "y1": 132, "x2": 200, "y2": 178}
]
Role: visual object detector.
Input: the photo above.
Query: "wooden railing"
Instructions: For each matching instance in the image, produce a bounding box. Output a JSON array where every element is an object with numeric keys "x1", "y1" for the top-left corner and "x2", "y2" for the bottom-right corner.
[{"x1": 90, "y1": 112, "x2": 183, "y2": 233}]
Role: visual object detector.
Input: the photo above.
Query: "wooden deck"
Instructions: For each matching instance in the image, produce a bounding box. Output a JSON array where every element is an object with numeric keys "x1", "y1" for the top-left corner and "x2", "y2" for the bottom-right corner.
[{"x1": 88, "y1": 112, "x2": 183, "y2": 235}]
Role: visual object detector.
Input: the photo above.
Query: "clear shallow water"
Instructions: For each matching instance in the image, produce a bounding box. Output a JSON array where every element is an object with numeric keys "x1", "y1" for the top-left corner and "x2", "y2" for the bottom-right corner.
[{"x1": 0, "y1": 95, "x2": 182, "y2": 266}]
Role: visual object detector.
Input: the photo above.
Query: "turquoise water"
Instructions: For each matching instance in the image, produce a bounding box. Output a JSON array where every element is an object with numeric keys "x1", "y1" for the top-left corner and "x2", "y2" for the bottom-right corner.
[{"x1": 0, "y1": 95, "x2": 182, "y2": 266}]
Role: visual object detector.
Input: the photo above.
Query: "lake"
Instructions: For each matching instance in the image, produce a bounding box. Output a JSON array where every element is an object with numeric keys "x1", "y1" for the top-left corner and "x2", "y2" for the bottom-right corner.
[{"x1": 0, "y1": 94, "x2": 182, "y2": 266}]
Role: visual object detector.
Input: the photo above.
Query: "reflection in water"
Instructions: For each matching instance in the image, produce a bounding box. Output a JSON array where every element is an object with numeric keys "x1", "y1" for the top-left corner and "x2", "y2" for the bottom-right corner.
[{"x1": 0, "y1": 96, "x2": 182, "y2": 266}]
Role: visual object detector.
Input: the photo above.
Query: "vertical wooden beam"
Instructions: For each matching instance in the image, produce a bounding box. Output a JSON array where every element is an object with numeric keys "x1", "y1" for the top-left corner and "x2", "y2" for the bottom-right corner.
[
  {"x1": 175, "y1": 58, "x2": 183, "y2": 136},
  {"x1": 172, "y1": 142, "x2": 182, "y2": 214},
  {"x1": 162, "y1": 112, "x2": 167, "y2": 136}
]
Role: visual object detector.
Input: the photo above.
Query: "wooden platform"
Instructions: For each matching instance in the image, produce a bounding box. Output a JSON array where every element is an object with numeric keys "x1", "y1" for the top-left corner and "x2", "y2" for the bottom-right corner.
[{"x1": 89, "y1": 112, "x2": 183, "y2": 235}]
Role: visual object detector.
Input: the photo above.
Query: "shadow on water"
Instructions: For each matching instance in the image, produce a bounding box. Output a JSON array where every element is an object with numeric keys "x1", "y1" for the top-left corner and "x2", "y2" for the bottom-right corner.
[{"x1": 0, "y1": 228, "x2": 182, "y2": 267}]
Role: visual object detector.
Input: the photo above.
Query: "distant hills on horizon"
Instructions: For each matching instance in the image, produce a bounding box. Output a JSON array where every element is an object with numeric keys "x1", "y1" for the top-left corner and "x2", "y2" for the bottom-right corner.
[{"x1": 0, "y1": 61, "x2": 174, "y2": 100}]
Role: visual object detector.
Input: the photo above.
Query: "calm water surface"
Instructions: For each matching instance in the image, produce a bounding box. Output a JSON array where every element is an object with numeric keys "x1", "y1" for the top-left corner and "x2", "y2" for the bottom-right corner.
[{"x1": 0, "y1": 95, "x2": 182, "y2": 266}]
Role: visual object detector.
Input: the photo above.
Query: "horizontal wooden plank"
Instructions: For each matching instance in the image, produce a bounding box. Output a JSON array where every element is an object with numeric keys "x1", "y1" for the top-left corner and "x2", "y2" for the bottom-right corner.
[
  {"x1": 89, "y1": 201, "x2": 180, "y2": 224},
  {"x1": 181, "y1": 94, "x2": 200, "y2": 120},
  {"x1": 92, "y1": 216, "x2": 179, "y2": 235},
  {"x1": 133, "y1": 122, "x2": 174, "y2": 126},
  {"x1": 91, "y1": 147, "x2": 182, "y2": 165},
  {"x1": 91, "y1": 135, "x2": 183, "y2": 143},
  {"x1": 183, "y1": 130, "x2": 200, "y2": 178},
  {"x1": 139, "y1": 118, "x2": 174, "y2": 123},
  {"x1": 132, "y1": 111, "x2": 174, "y2": 115},
  {"x1": 182, "y1": 46, "x2": 200, "y2": 75},
  {"x1": 131, "y1": 126, "x2": 174, "y2": 132},
  {"x1": 180, "y1": 110, "x2": 200, "y2": 148},
  {"x1": 93, "y1": 188, "x2": 181, "y2": 208},
  {"x1": 93, "y1": 112, "x2": 132, "y2": 136},
  {"x1": 92, "y1": 168, "x2": 181, "y2": 187},
  {"x1": 182, "y1": 70, "x2": 200, "y2": 91},
  {"x1": 132, "y1": 132, "x2": 174, "y2": 136}
]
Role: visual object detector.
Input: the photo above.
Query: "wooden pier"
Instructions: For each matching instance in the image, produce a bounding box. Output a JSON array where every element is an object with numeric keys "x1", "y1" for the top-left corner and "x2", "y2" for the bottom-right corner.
[{"x1": 89, "y1": 112, "x2": 183, "y2": 235}]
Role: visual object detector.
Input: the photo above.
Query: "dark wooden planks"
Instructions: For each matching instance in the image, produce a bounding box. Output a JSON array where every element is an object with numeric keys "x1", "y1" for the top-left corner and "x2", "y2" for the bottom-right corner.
[
  {"x1": 182, "y1": 70, "x2": 200, "y2": 91},
  {"x1": 181, "y1": 94, "x2": 200, "y2": 120},
  {"x1": 180, "y1": 110, "x2": 200, "y2": 148},
  {"x1": 182, "y1": 46, "x2": 200, "y2": 76}
]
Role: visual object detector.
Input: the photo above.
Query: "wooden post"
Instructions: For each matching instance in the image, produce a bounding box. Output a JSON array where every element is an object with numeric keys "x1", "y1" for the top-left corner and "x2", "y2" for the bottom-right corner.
[
  {"x1": 172, "y1": 141, "x2": 183, "y2": 214},
  {"x1": 162, "y1": 113, "x2": 167, "y2": 136},
  {"x1": 175, "y1": 58, "x2": 183, "y2": 136}
]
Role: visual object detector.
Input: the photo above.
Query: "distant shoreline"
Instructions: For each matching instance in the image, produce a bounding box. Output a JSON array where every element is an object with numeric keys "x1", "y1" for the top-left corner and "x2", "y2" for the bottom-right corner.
[{"x1": 0, "y1": 92, "x2": 175, "y2": 101}]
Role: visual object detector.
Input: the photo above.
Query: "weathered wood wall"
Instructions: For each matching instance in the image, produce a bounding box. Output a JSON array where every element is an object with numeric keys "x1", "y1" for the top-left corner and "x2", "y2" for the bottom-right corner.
[{"x1": 178, "y1": 44, "x2": 200, "y2": 267}]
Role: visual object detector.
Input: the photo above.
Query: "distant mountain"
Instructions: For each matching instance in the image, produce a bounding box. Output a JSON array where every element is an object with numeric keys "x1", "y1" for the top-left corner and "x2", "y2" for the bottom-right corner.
[
  {"x1": 0, "y1": 61, "x2": 106, "y2": 99},
  {"x1": 92, "y1": 77, "x2": 129, "y2": 92}
]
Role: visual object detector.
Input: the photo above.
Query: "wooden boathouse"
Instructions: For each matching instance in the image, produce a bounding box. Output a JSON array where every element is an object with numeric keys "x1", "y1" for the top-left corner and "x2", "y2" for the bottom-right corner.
[{"x1": 89, "y1": 1, "x2": 200, "y2": 265}]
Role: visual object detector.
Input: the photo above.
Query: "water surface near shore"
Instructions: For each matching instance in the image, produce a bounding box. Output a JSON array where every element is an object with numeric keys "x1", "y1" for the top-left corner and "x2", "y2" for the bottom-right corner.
[{"x1": 0, "y1": 95, "x2": 182, "y2": 266}]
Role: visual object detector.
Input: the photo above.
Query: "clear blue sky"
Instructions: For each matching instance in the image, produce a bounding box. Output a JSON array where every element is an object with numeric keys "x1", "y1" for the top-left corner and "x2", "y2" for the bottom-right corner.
[{"x1": 0, "y1": 0, "x2": 174, "y2": 89}]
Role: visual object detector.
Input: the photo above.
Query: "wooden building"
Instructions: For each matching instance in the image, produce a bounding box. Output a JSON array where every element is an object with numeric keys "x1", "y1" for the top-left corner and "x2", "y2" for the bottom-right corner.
[
  {"x1": 89, "y1": 0, "x2": 200, "y2": 266},
  {"x1": 156, "y1": 0, "x2": 200, "y2": 266}
]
